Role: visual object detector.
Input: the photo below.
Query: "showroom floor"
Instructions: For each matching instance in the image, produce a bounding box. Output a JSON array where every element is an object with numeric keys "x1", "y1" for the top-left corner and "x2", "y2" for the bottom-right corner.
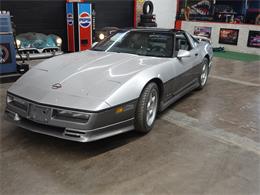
[{"x1": 1, "y1": 57, "x2": 259, "y2": 195}]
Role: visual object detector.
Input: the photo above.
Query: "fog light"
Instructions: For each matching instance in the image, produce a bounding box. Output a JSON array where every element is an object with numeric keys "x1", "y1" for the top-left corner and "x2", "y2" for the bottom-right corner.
[
  {"x1": 53, "y1": 109, "x2": 90, "y2": 123},
  {"x1": 6, "y1": 95, "x2": 14, "y2": 104},
  {"x1": 14, "y1": 113, "x2": 21, "y2": 121}
]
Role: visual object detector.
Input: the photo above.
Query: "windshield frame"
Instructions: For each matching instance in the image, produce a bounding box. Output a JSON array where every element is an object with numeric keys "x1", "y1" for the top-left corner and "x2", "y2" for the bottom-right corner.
[{"x1": 92, "y1": 30, "x2": 175, "y2": 58}]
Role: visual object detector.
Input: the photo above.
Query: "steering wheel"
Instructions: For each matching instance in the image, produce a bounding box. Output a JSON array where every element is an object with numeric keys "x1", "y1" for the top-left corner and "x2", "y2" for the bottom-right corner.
[{"x1": 151, "y1": 46, "x2": 167, "y2": 54}]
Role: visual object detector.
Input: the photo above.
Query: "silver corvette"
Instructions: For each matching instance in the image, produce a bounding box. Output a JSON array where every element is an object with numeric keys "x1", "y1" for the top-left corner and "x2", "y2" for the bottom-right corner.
[{"x1": 5, "y1": 28, "x2": 213, "y2": 142}]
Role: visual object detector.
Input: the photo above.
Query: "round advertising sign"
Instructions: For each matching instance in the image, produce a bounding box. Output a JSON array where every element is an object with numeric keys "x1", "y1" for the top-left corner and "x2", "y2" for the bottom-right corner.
[
  {"x1": 67, "y1": 13, "x2": 74, "y2": 26},
  {"x1": 79, "y1": 12, "x2": 91, "y2": 28},
  {"x1": 0, "y1": 44, "x2": 10, "y2": 64}
]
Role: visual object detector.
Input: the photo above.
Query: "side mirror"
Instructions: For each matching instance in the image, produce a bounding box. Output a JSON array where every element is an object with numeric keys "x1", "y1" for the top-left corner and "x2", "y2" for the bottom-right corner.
[
  {"x1": 92, "y1": 42, "x2": 98, "y2": 47},
  {"x1": 177, "y1": 50, "x2": 191, "y2": 59}
]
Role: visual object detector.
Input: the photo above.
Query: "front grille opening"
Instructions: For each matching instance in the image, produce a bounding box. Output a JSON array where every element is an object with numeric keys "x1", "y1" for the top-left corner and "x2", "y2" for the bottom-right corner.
[
  {"x1": 65, "y1": 129, "x2": 86, "y2": 135},
  {"x1": 64, "y1": 133, "x2": 81, "y2": 138},
  {"x1": 43, "y1": 48, "x2": 58, "y2": 53},
  {"x1": 20, "y1": 49, "x2": 39, "y2": 54},
  {"x1": 10, "y1": 101, "x2": 28, "y2": 112}
]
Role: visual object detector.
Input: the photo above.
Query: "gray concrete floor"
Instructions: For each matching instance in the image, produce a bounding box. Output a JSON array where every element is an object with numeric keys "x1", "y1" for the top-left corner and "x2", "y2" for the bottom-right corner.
[{"x1": 0, "y1": 57, "x2": 259, "y2": 195}]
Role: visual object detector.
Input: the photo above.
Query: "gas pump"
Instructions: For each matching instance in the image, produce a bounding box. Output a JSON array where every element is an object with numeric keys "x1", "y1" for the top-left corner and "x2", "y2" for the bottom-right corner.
[{"x1": 66, "y1": 0, "x2": 95, "y2": 52}]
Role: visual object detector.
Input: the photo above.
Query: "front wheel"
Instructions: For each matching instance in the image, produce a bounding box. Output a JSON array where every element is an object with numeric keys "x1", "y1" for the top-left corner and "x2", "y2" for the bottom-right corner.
[
  {"x1": 135, "y1": 82, "x2": 159, "y2": 133},
  {"x1": 197, "y1": 58, "x2": 209, "y2": 90}
]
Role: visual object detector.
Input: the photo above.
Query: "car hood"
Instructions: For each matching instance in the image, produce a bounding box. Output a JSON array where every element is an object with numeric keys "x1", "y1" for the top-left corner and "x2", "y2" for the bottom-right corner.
[{"x1": 8, "y1": 50, "x2": 167, "y2": 111}]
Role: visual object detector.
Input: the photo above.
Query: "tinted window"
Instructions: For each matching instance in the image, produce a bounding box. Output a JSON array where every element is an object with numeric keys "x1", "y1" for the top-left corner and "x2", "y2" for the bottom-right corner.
[{"x1": 93, "y1": 31, "x2": 173, "y2": 58}]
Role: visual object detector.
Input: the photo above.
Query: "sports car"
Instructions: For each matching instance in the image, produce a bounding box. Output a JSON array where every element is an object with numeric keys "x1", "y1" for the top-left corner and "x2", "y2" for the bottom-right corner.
[{"x1": 5, "y1": 28, "x2": 213, "y2": 142}]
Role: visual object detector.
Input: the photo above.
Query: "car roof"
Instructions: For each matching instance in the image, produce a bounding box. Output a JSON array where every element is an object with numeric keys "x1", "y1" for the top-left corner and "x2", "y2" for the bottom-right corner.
[{"x1": 120, "y1": 27, "x2": 185, "y2": 34}]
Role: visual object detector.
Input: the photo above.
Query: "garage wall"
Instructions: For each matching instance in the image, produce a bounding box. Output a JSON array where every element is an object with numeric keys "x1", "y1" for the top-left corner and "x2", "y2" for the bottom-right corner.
[
  {"x1": 1, "y1": 0, "x2": 134, "y2": 52},
  {"x1": 1, "y1": 0, "x2": 67, "y2": 51},
  {"x1": 180, "y1": 21, "x2": 260, "y2": 55},
  {"x1": 135, "y1": 0, "x2": 177, "y2": 28},
  {"x1": 152, "y1": 0, "x2": 177, "y2": 28},
  {"x1": 95, "y1": 0, "x2": 134, "y2": 29}
]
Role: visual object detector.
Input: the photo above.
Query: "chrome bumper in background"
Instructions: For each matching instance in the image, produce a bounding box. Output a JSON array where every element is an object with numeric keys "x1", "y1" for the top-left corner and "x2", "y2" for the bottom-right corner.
[
  {"x1": 5, "y1": 94, "x2": 136, "y2": 142},
  {"x1": 16, "y1": 51, "x2": 63, "y2": 60}
]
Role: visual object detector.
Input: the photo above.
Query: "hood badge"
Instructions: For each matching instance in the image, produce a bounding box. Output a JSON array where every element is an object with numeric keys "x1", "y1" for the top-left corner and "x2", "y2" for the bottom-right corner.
[{"x1": 51, "y1": 83, "x2": 62, "y2": 89}]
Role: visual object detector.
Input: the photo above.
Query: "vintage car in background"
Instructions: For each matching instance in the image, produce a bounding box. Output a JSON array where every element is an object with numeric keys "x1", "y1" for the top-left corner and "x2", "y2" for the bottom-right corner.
[
  {"x1": 16, "y1": 32, "x2": 63, "y2": 60},
  {"x1": 6, "y1": 28, "x2": 213, "y2": 142}
]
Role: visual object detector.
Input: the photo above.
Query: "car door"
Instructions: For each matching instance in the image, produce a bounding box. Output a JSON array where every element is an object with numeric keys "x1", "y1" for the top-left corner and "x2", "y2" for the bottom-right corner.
[
  {"x1": 186, "y1": 33, "x2": 203, "y2": 78},
  {"x1": 170, "y1": 32, "x2": 201, "y2": 95}
]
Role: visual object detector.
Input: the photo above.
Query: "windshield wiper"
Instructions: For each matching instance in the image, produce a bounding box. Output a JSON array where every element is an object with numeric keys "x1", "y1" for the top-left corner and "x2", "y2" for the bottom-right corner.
[{"x1": 91, "y1": 48, "x2": 104, "y2": 51}]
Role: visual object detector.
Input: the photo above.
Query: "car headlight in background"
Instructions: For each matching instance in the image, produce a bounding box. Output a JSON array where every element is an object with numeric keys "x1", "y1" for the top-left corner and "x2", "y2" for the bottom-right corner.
[
  {"x1": 52, "y1": 109, "x2": 90, "y2": 123},
  {"x1": 99, "y1": 33, "x2": 105, "y2": 41},
  {"x1": 56, "y1": 38, "x2": 62, "y2": 46},
  {"x1": 16, "y1": 39, "x2": 21, "y2": 48}
]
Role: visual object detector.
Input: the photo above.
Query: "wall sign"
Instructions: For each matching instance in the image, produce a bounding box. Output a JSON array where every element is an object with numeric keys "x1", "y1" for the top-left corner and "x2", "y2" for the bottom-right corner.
[
  {"x1": 194, "y1": 26, "x2": 212, "y2": 38},
  {"x1": 219, "y1": 28, "x2": 239, "y2": 45},
  {"x1": 247, "y1": 31, "x2": 260, "y2": 48}
]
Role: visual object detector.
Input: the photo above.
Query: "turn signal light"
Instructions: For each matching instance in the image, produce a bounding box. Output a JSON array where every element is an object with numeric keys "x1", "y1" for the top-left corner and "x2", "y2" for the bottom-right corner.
[{"x1": 115, "y1": 106, "x2": 124, "y2": 113}]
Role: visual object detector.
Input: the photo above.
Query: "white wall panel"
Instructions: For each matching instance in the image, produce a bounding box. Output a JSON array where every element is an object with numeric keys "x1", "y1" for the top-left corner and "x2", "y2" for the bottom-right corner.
[{"x1": 151, "y1": 0, "x2": 177, "y2": 28}]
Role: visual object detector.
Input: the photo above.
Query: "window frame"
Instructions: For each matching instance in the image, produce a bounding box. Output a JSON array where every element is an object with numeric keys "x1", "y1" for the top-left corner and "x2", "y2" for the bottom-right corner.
[{"x1": 173, "y1": 32, "x2": 194, "y2": 57}]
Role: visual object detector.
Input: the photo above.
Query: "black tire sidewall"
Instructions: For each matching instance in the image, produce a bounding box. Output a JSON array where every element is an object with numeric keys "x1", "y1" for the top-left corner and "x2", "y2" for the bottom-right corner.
[
  {"x1": 135, "y1": 83, "x2": 159, "y2": 133},
  {"x1": 140, "y1": 18, "x2": 156, "y2": 23},
  {"x1": 143, "y1": 1, "x2": 154, "y2": 14},
  {"x1": 140, "y1": 14, "x2": 156, "y2": 20},
  {"x1": 198, "y1": 58, "x2": 209, "y2": 89},
  {"x1": 139, "y1": 22, "x2": 157, "y2": 27}
]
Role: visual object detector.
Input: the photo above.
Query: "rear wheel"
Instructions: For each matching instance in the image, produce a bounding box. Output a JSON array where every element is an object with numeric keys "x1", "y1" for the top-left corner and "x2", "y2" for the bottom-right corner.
[
  {"x1": 197, "y1": 58, "x2": 209, "y2": 90},
  {"x1": 135, "y1": 82, "x2": 159, "y2": 133}
]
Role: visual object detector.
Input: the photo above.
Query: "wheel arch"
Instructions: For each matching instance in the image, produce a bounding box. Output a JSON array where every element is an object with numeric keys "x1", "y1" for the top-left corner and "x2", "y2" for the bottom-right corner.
[
  {"x1": 145, "y1": 78, "x2": 164, "y2": 101},
  {"x1": 204, "y1": 54, "x2": 210, "y2": 62}
]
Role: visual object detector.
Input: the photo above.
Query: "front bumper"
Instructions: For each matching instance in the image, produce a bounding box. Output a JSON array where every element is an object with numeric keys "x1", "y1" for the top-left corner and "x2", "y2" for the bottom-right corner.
[{"x1": 5, "y1": 94, "x2": 136, "y2": 142}]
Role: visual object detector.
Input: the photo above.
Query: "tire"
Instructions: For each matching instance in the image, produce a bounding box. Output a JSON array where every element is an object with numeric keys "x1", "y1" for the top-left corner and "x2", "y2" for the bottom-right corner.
[
  {"x1": 197, "y1": 58, "x2": 209, "y2": 90},
  {"x1": 140, "y1": 18, "x2": 155, "y2": 23},
  {"x1": 140, "y1": 14, "x2": 156, "y2": 20},
  {"x1": 135, "y1": 82, "x2": 159, "y2": 133},
  {"x1": 143, "y1": 1, "x2": 154, "y2": 14},
  {"x1": 139, "y1": 22, "x2": 157, "y2": 27}
]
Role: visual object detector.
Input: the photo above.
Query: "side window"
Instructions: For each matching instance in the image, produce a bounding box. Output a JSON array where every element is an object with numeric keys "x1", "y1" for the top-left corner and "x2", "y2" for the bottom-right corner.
[{"x1": 175, "y1": 33, "x2": 192, "y2": 51}]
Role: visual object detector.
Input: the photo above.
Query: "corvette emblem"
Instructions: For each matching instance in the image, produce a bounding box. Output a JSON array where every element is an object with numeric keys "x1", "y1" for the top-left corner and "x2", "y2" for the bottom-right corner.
[{"x1": 51, "y1": 83, "x2": 62, "y2": 89}]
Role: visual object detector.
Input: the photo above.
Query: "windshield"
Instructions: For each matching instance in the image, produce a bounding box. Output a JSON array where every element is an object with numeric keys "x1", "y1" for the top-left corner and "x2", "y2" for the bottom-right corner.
[{"x1": 92, "y1": 31, "x2": 173, "y2": 58}]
